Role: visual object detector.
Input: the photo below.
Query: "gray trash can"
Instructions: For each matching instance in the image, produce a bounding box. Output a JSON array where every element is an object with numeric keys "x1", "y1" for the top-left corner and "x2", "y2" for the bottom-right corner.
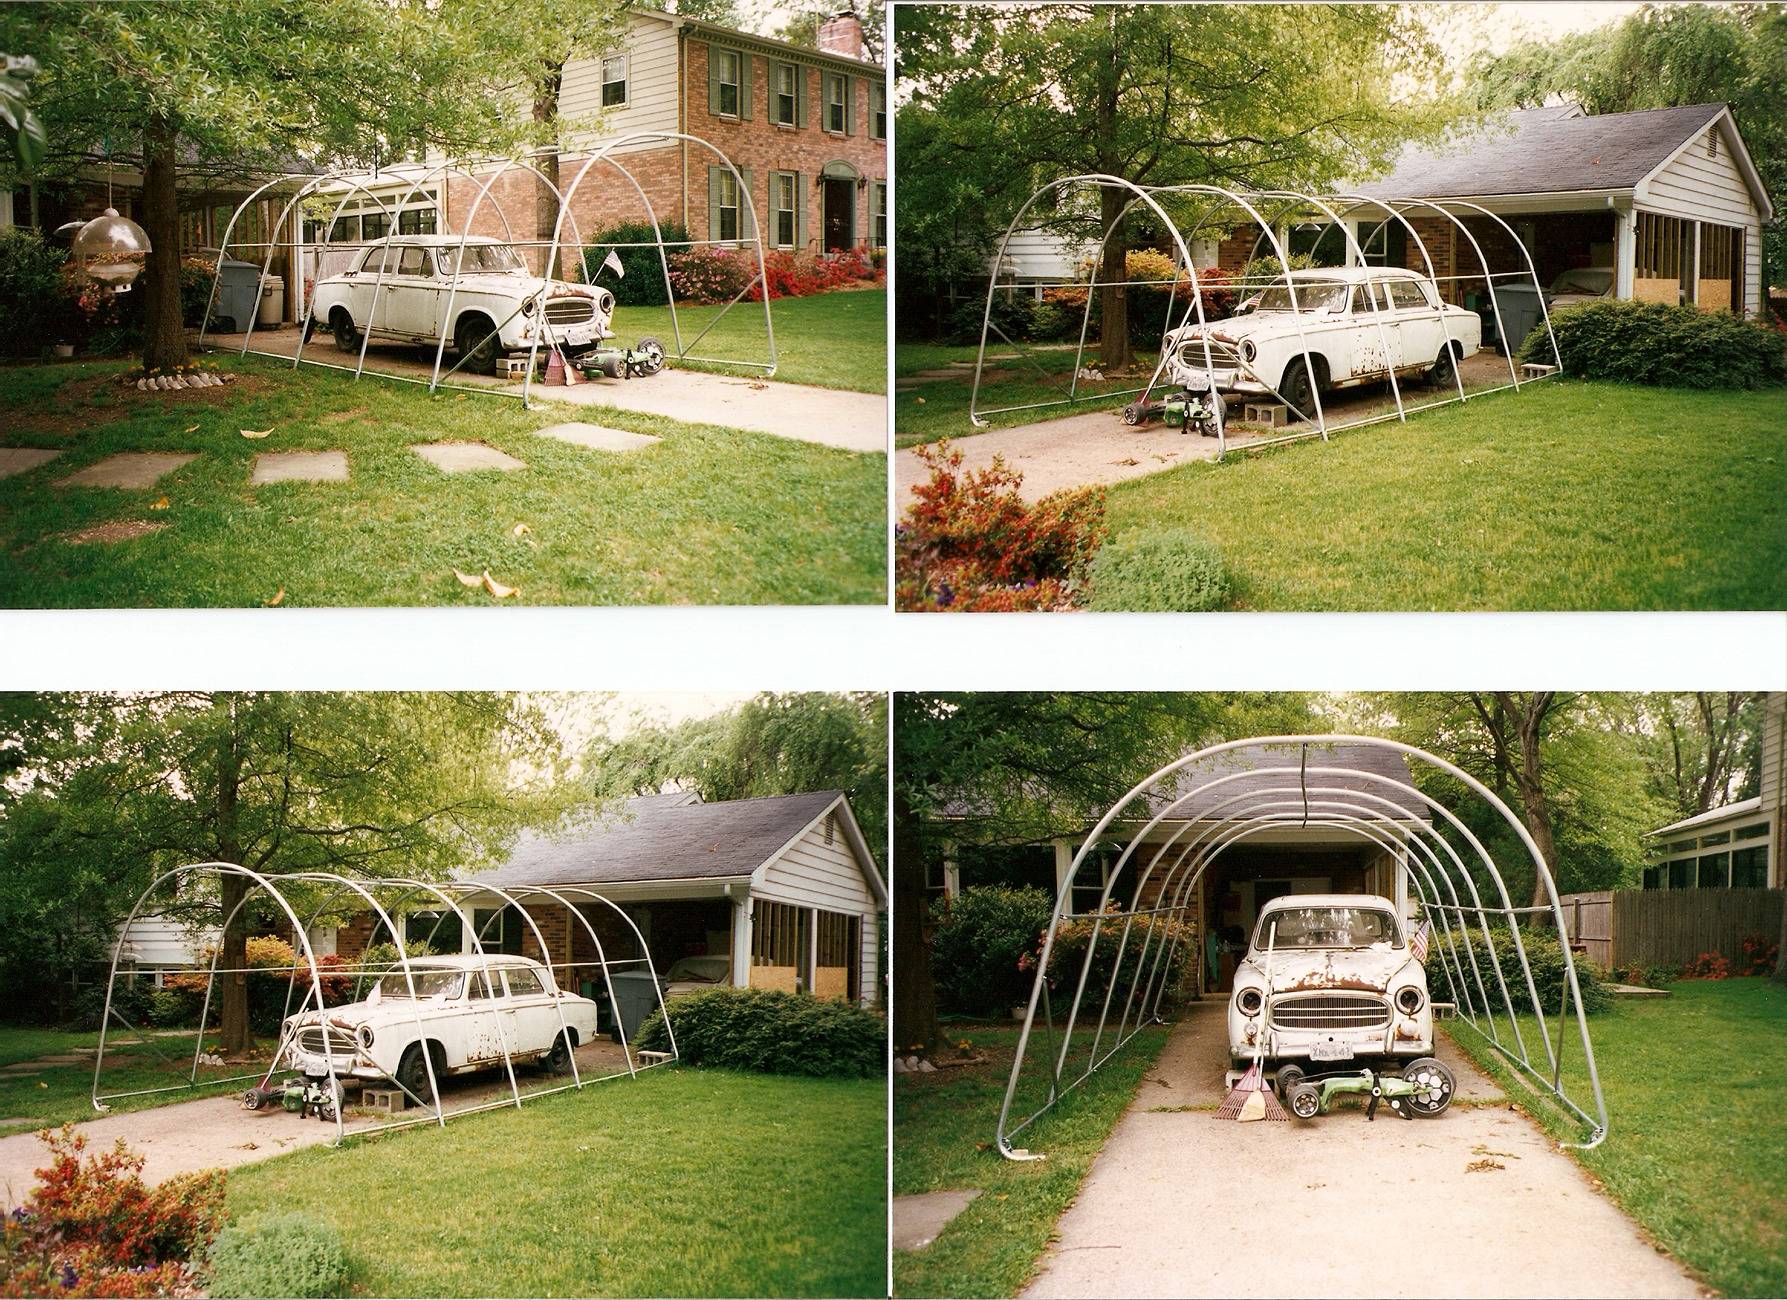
[
  {"x1": 1489, "y1": 283, "x2": 1546, "y2": 359},
  {"x1": 203, "y1": 254, "x2": 261, "y2": 334},
  {"x1": 607, "y1": 970, "x2": 664, "y2": 1043}
]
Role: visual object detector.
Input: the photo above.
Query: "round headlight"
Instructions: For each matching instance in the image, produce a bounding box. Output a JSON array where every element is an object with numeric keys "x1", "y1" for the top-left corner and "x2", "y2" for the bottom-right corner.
[
  {"x1": 1236, "y1": 987, "x2": 1263, "y2": 1016},
  {"x1": 597, "y1": 289, "x2": 615, "y2": 316},
  {"x1": 357, "y1": 1024, "x2": 375, "y2": 1050},
  {"x1": 1240, "y1": 338, "x2": 1257, "y2": 363},
  {"x1": 521, "y1": 296, "x2": 537, "y2": 318},
  {"x1": 1396, "y1": 986, "x2": 1424, "y2": 1015}
]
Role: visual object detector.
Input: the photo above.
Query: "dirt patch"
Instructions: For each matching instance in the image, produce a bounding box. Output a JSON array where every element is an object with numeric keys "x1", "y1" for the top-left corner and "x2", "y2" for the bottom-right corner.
[
  {"x1": 319, "y1": 405, "x2": 371, "y2": 424},
  {"x1": 61, "y1": 520, "x2": 169, "y2": 544},
  {"x1": 11, "y1": 371, "x2": 276, "y2": 439}
]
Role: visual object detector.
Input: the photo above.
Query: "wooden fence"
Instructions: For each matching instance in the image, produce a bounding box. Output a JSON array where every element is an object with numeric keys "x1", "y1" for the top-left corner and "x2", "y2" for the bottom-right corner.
[{"x1": 1559, "y1": 888, "x2": 1782, "y2": 972}]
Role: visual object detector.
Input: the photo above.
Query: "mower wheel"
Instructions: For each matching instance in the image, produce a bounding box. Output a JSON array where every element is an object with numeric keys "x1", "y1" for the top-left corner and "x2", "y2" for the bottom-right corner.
[
  {"x1": 1399, "y1": 1057, "x2": 1455, "y2": 1116},
  {"x1": 1275, "y1": 1064, "x2": 1305, "y2": 1099},
  {"x1": 1286, "y1": 1081, "x2": 1322, "y2": 1120},
  {"x1": 242, "y1": 1088, "x2": 267, "y2": 1111},
  {"x1": 635, "y1": 336, "x2": 666, "y2": 375},
  {"x1": 1121, "y1": 402, "x2": 1145, "y2": 427}
]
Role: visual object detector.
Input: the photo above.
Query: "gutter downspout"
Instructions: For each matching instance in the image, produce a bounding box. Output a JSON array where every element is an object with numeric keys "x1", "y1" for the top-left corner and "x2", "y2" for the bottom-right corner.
[{"x1": 678, "y1": 21, "x2": 689, "y2": 230}]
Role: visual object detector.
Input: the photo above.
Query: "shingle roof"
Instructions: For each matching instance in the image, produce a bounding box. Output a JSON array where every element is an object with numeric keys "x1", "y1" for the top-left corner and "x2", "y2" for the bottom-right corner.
[
  {"x1": 476, "y1": 790, "x2": 843, "y2": 888},
  {"x1": 1137, "y1": 742, "x2": 1430, "y2": 824},
  {"x1": 1358, "y1": 102, "x2": 1727, "y2": 199}
]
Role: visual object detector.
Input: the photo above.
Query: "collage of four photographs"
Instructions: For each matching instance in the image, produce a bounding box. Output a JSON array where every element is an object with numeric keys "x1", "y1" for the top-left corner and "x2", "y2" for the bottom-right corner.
[{"x1": 0, "y1": 0, "x2": 1784, "y2": 1298}]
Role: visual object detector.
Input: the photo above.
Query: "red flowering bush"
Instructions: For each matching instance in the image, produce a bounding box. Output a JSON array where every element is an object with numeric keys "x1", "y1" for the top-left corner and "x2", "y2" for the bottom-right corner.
[
  {"x1": 1739, "y1": 933, "x2": 1780, "y2": 976},
  {"x1": 0, "y1": 1127, "x2": 224, "y2": 1298},
  {"x1": 895, "y1": 439, "x2": 1107, "y2": 611},
  {"x1": 1680, "y1": 951, "x2": 1733, "y2": 980},
  {"x1": 669, "y1": 246, "x2": 883, "y2": 304},
  {"x1": 1017, "y1": 905, "x2": 1197, "y2": 1007}
]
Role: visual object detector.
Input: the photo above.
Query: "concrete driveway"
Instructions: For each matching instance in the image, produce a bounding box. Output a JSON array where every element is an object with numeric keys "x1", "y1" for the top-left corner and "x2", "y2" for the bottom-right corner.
[
  {"x1": 1021, "y1": 1002, "x2": 1699, "y2": 1299},
  {"x1": 203, "y1": 330, "x2": 886, "y2": 454},
  {"x1": 0, "y1": 1038, "x2": 635, "y2": 1207}
]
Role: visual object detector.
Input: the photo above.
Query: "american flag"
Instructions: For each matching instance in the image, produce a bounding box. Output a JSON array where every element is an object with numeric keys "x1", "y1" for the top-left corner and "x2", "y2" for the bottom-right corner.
[{"x1": 1410, "y1": 919, "x2": 1432, "y2": 963}]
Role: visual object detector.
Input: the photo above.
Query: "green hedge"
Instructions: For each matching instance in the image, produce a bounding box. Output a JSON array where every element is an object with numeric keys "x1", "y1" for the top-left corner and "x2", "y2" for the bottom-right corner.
[
  {"x1": 1427, "y1": 922, "x2": 1611, "y2": 1016},
  {"x1": 583, "y1": 220, "x2": 693, "y2": 306},
  {"x1": 930, "y1": 885, "x2": 1054, "y2": 1017},
  {"x1": 633, "y1": 987, "x2": 883, "y2": 1078},
  {"x1": 1088, "y1": 530, "x2": 1230, "y2": 611},
  {"x1": 0, "y1": 226, "x2": 69, "y2": 357},
  {"x1": 208, "y1": 1212, "x2": 348, "y2": 1299},
  {"x1": 1521, "y1": 299, "x2": 1786, "y2": 389}
]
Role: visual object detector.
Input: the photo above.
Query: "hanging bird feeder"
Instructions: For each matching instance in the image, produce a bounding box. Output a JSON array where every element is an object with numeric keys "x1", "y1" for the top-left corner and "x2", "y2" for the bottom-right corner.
[{"x1": 70, "y1": 206, "x2": 151, "y2": 292}]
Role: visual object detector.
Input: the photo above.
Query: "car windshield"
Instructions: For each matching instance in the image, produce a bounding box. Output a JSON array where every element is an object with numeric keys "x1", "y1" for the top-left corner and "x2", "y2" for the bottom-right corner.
[
  {"x1": 1551, "y1": 268, "x2": 1613, "y2": 295},
  {"x1": 1256, "y1": 907, "x2": 1400, "y2": 950},
  {"x1": 439, "y1": 244, "x2": 527, "y2": 275},
  {"x1": 375, "y1": 969, "x2": 464, "y2": 998},
  {"x1": 1252, "y1": 279, "x2": 1349, "y2": 314}
]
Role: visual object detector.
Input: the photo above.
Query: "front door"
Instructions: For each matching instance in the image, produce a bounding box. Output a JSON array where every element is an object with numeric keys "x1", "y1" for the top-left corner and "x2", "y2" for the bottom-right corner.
[{"x1": 822, "y1": 178, "x2": 854, "y2": 252}]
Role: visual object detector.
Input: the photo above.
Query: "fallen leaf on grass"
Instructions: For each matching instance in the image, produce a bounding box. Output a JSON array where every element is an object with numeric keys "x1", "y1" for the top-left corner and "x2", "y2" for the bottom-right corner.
[
  {"x1": 452, "y1": 568, "x2": 518, "y2": 599},
  {"x1": 913, "y1": 396, "x2": 926, "y2": 404},
  {"x1": 512, "y1": 523, "x2": 531, "y2": 537},
  {"x1": 453, "y1": 568, "x2": 485, "y2": 589},
  {"x1": 148, "y1": 496, "x2": 171, "y2": 511},
  {"x1": 240, "y1": 428, "x2": 273, "y2": 439},
  {"x1": 37, "y1": 1082, "x2": 46, "y2": 1089},
  {"x1": 184, "y1": 424, "x2": 200, "y2": 434},
  {"x1": 1465, "y1": 1159, "x2": 1505, "y2": 1173},
  {"x1": 263, "y1": 588, "x2": 286, "y2": 608}
]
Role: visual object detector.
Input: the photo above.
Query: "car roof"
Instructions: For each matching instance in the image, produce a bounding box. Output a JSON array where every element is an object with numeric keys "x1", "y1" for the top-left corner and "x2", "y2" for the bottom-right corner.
[
  {"x1": 370, "y1": 234, "x2": 506, "y2": 247},
  {"x1": 1258, "y1": 893, "x2": 1398, "y2": 912},
  {"x1": 1284, "y1": 266, "x2": 1423, "y2": 283},
  {"x1": 381, "y1": 954, "x2": 546, "y2": 970}
]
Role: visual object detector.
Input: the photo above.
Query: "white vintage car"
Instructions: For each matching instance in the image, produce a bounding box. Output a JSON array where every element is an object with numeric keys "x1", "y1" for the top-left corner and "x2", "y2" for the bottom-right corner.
[
  {"x1": 308, "y1": 235, "x2": 615, "y2": 373},
  {"x1": 283, "y1": 954, "x2": 599, "y2": 1099},
  {"x1": 1165, "y1": 266, "x2": 1482, "y2": 416},
  {"x1": 1227, "y1": 893, "x2": 1432, "y2": 1071}
]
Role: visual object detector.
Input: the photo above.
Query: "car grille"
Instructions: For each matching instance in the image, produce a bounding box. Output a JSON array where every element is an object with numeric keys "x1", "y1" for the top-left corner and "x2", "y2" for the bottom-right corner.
[
  {"x1": 1178, "y1": 339, "x2": 1239, "y2": 368},
  {"x1": 295, "y1": 1025, "x2": 357, "y2": 1059},
  {"x1": 1270, "y1": 994, "x2": 1389, "y2": 1030},
  {"x1": 544, "y1": 297, "x2": 596, "y2": 325}
]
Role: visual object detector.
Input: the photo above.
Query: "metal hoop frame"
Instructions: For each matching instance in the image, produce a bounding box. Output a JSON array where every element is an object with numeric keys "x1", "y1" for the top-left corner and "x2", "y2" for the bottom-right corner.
[
  {"x1": 971, "y1": 180, "x2": 1562, "y2": 457},
  {"x1": 993, "y1": 735, "x2": 1608, "y2": 1161},
  {"x1": 94, "y1": 864, "x2": 677, "y2": 1148},
  {"x1": 200, "y1": 135, "x2": 776, "y2": 411}
]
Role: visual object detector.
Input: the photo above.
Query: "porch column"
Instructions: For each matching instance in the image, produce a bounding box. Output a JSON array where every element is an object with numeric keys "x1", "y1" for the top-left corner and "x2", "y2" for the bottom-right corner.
[
  {"x1": 1054, "y1": 840, "x2": 1073, "y2": 898},
  {"x1": 730, "y1": 891, "x2": 753, "y2": 988},
  {"x1": 1614, "y1": 205, "x2": 1635, "y2": 300},
  {"x1": 1689, "y1": 221, "x2": 1701, "y2": 308}
]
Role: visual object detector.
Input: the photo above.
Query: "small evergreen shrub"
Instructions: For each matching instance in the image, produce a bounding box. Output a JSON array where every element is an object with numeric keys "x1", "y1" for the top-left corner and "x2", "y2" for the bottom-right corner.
[
  {"x1": 207, "y1": 1212, "x2": 347, "y2": 1299},
  {"x1": 945, "y1": 292, "x2": 1037, "y2": 346},
  {"x1": 1522, "y1": 299, "x2": 1786, "y2": 389},
  {"x1": 929, "y1": 886, "x2": 1055, "y2": 1017},
  {"x1": 1427, "y1": 923, "x2": 1611, "y2": 1015},
  {"x1": 632, "y1": 987, "x2": 883, "y2": 1078},
  {"x1": 1023, "y1": 905, "x2": 1197, "y2": 1010},
  {"x1": 0, "y1": 226, "x2": 70, "y2": 356},
  {"x1": 584, "y1": 220, "x2": 693, "y2": 306},
  {"x1": 1087, "y1": 530, "x2": 1230, "y2": 611}
]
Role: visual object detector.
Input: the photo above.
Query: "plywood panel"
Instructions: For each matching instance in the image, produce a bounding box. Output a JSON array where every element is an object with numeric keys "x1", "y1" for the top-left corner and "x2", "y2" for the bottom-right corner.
[
  {"x1": 755, "y1": 964, "x2": 799, "y2": 993},
  {"x1": 814, "y1": 966, "x2": 849, "y2": 1000},
  {"x1": 1633, "y1": 277, "x2": 1677, "y2": 305},
  {"x1": 1698, "y1": 280, "x2": 1732, "y2": 312}
]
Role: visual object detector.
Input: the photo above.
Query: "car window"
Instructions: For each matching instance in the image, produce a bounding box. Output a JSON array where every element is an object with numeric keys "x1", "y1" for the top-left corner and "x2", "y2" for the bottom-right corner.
[
  {"x1": 1256, "y1": 906, "x2": 1401, "y2": 950},
  {"x1": 397, "y1": 246, "x2": 432, "y2": 278},
  {"x1": 503, "y1": 967, "x2": 545, "y2": 997},
  {"x1": 467, "y1": 969, "x2": 491, "y2": 1000},
  {"x1": 375, "y1": 968, "x2": 463, "y2": 999},
  {"x1": 356, "y1": 245, "x2": 396, "y2": 275},
  {"x1": 1350, "y1": 285, "x2": 1383, "y2": 314},
  {"x1": 1389, "y1": 279, "x2": 1431, "y2": 310}
]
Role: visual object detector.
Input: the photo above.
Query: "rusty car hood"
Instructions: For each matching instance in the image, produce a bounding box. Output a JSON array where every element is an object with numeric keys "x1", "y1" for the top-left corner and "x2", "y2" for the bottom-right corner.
[{"x1": 1241, "y1": 946, "x2": 1415, "y2": 994}]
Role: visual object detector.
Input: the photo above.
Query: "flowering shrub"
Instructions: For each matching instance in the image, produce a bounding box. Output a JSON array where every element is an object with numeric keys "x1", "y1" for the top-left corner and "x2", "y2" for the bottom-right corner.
[
  {"x1": 1740, "y1": 933, "x2": 1780, "y2": 976},
  {"x1": 666, "y1": 245, "x2": 882, "y2": 305},
  {"x1": 0, "y1": 1127, "x2": 224, "y2": 1298},
  {"x1": 895, "y1": 440, "x2": 1106, "y2": 611},
  {"x1": 1016, "y1": 905, "x2": 1198, "y2": 1009},
  {"x1": 1680, "y1": 951, "x2": 1733, "y2": 980},
  {"x1": 667, "y1": 246, "x2": 755, "y2": 305}
]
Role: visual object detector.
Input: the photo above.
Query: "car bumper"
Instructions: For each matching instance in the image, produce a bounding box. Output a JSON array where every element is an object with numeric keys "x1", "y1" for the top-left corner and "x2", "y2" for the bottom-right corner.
[
  {"x1": 291, "y1": 1049, "x2": 383, "y2": 1081},
  {"x1": 1166, "y1": 362, "x2": 1271, "y2": 397},
  {"x1": 511, "y1": 319, "x2": 611, "y2": 354},
  {"x1": 1229, "y1": 1012, "x2": 1433, "y2": 1061}
]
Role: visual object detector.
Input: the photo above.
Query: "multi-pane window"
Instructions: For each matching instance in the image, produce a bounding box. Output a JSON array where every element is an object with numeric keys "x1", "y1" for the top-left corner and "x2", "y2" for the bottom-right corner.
[
  {"x1": 773, "y1": 62, "x2": 798, "y2": 125},
  {"x1": 825, "y1": 72, "x2": 847, "y2": 133},
  {"x1": 601, "y1": 54, "x2": 628, "y2": 108},
  {"x1": 398, "y1": 207, "x2": 436, "y2": 235},
  {"x1": 1652, "y1": 819, "x2": 1772, "y2": 889},
  {"x1": 772, "y1": 172, "x2": 797, "y2": 249},
  {"x1": 872, "y1": 182, "x2": 887, "y2": 249},
  {"x1": 716, "y1": 169, "x2": 740, "y2": 243},
  {"x1": 714, "y1": 49, "x2": 741, "y2": 117},
  {"x1": 360, "y1": 210, "x2": 390, "y2": 242},
  {"x1": 870, "y1": 80, "x2": 886, "y2": 140}
]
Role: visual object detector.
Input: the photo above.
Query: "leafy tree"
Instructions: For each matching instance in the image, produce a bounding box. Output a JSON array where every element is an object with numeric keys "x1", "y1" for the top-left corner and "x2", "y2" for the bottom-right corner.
[
  {"x1": 0, "y1": 52, "x2": 44, "y2": 173},
  {"x1": 589, "y1": 692, "x2": 887, "y2": 869},
  {"x1": 1638, "y1": 692, "x2": 1764, "y2": 817},
  {"x1": 891, "y1": 692, "x2": 1313, "y2": 1057},
  {"x1": 0, "y1": 693, "x2": 577, "y2": 1046},
  {"x1": 895, "y1": 4, "x2": 1455, "y2": 366},
  {"x1": 773, "y1": 2, "x2": 886, "y2": 62},
  {"x1": 1465, "y1": 3, "x2": 1787, "y2": 299},
  {"x1": 0, "y1": 1, "x2": 574, "y2": 372}
]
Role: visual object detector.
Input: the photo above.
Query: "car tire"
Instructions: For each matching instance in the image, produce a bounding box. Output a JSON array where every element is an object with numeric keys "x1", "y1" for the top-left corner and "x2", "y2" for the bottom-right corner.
[
  {"x1": 1399, "y1": 1057, "x2": 1455, "y2": 1116},
  {"x1": 395, "y1": 1044, "x2": 432, "y2": 1102},
  {"x1": 331, "y1": 309, "x2": 360, "y2": 353},
  {"x1": 1279, "y1": 358, "x2": 1320, "y2": 420},
  {"x1": 456, "y1": 316, "x2": 500, "y2": 375},
  {"x1": 544, "y1": 1030, "x2": 575, "y2": 1076},
  {"x1": 1427, "y1": 342, "x2": 1458, "y2": 390}
]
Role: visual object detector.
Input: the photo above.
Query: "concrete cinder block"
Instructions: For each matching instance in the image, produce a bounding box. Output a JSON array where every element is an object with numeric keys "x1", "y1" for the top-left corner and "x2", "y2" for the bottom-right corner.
[{"x1": 1243, "y1": 402, "x2": 1288, "y2": 428}]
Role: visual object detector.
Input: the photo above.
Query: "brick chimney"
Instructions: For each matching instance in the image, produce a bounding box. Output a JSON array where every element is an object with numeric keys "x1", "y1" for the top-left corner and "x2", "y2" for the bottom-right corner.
[{"x1": 817, "y1": 7, "x2": 867, "y2": 60}]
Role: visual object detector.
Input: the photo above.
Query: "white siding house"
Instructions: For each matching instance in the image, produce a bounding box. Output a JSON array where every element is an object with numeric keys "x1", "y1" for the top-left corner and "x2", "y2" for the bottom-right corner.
[
  {"x1": 1645, "y1": 694, "x2": 1785, "y2": 892},
  {"x1": 558, "y1": 12, "x2": 683, "y2": 157}
]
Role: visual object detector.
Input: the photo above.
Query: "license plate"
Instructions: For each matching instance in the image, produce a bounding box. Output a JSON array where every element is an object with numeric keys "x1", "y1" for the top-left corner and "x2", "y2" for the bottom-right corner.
[{"x1": 1309, "y1": 1040, "x2": 1354, "y2": 1062}]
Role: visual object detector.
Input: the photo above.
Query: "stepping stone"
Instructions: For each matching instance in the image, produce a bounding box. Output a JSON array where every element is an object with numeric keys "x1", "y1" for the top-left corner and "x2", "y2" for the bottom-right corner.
[
  {"x1": 0, "y1": 448, "x2": 61, "y2": 479},
  {"x1": 532, "y1": 422, "x2": 660, "y2": 453},
  {"x1": 409, "y1": 441, "x2": 526, "y2": 473},
  {"x1": 55, "y1": 452, "x2": 197, "y2": 490},
  {"x1": 893, "y1": 1189, "x2": 981, "y2": 1252},
  {"x1": 251, "y1": 451, "x2": 349, "y2": 484}
]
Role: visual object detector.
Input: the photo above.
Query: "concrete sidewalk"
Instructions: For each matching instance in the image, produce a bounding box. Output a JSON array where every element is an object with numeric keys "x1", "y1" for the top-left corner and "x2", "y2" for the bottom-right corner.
[
  {"x1": 1021, "y1": 1004, "x2": 1699, "y2": 1299},
  {"x1": 204, "y1": 330, "x2": 886, "y2": 454}
]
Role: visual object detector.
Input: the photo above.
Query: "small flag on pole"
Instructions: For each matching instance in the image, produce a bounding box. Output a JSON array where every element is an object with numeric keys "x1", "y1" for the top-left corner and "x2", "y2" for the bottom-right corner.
[
  {"x1": 601, "y1": 249, "x2": 625, "y2": 280},
  {"x1": 1411, "y1": 919, "x2": 1432, "y2": 963}
]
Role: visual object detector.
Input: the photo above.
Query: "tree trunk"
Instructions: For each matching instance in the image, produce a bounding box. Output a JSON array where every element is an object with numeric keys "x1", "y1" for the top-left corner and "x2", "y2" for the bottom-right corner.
[
  {"x1": 1502, "y1": 692, "x2": 1559, "y2": 921},
  {"x1": 1096, "y1": 185, "x2": 1131, "y2": 372},
  {"x1": 215, "y1": 702, "x2": 250, "y2": 1053},
  {"x1": 890, "y1": 781, "x2": 938, "y2": 1059},
  {"x1": 533, "y1": 66, "x2": 564, "y2": 282},
  {"x1": 139, "y1": 112, "x2": 189, "y2": 373}
]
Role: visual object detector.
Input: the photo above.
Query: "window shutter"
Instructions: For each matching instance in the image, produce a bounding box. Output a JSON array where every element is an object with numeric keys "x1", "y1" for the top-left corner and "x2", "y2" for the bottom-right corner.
[
  {"x1": 738, "y1": 51, "x2": 753, "y2": 120},
  {"x1": 795, "y1": 172, "x2": 807, "y2": 250},
  {"x1": 707, "y1": 46, "x2": 722, "y2": 116},
  {"x1": 739, "y1": 167, "x2": 756, "y2": 240},
  {"x1": 707, "y1": 165, "x2": 723, "y2": 241},
  {"x1": 846, "y1": 76, "x2": 858, "y2": 135},
  {"x1": 795, "y1": 65, "x2": 809, "y2": 127}
]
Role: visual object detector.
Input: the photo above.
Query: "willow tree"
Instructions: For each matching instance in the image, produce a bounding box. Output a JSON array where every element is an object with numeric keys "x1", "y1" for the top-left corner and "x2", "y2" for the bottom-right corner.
[
  {"x1": 0, "y1": 692, "x2": 579, "y2": 1052},
  {"x1": 0, "y1": 0, "x2": 575, "y2": 373},
  {"x1": 895, "y1": 3, "x2": 1456, "y2": 368}
]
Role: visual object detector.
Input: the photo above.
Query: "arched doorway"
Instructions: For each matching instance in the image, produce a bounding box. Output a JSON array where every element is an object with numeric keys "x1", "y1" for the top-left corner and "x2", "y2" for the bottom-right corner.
[{"x1": 820, "y1": 160, "x2": 860, "y2": 252}]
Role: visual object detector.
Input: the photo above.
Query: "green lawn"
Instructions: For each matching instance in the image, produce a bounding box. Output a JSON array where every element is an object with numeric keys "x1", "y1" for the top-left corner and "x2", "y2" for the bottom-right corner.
[
  {"x1": 1094, "y1": 380, "x2": 1785, "y2": 610},
  {"x1": 626, "y1": 288, "x2": 886, "y2": 392},
  {"x1": 226, "y1": 1067, "x2": 886, "y2": 1298},
  {"x1": 893, "y1": 1024, "x2": 1168, "y2": 1298},
  {"x1": 894, "y1": 341, "x2": 1156, "y2": 449},
  {"x1": 0, "y1": 354, "x2": 885, "y2": 607},
  {"x1": 1445, "y1": 978, "x2": 1787, "y2": 1298}
]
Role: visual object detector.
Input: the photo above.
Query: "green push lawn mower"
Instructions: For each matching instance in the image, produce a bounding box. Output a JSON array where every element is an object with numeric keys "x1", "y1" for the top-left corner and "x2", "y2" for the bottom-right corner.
[
  {"x1": 1274, "y1": 1058, "x2": 1456, "y2": 1122},
  {"x1": 577, "y1": 336, "x2": 668, "y2": 381}
]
